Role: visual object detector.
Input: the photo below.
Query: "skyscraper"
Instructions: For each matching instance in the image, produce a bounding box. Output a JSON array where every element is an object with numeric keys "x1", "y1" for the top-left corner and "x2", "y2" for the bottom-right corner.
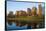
[
  {"x1": 37, "y1": 4, "x2": 42, "y2": 16},
  {"x1": 27, "y1": 8, "x2": 31, "y2": 16},
  {"x1": 31, "y1": 7, "x2": 37, "y2": 16}
]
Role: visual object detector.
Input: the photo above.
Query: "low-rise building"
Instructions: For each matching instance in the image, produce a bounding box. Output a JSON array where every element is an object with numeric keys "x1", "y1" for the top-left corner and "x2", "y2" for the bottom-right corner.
[{"x1": 15, "y1": 10, "x2": 27, "y2": 16}]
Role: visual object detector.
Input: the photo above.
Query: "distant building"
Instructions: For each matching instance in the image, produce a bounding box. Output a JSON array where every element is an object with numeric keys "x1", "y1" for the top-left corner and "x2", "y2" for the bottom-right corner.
[
  {"x1": 37, "y1": 4, "x2": 42, "y2": 16},
  {"x1": 19, "y1": 10, "x2": 26, "y2": 16},
  {"x1": 16, "y1": 10, "x2": 27, "y2": 16},
  {"x1": 27, "y1": 8, "x2": 31, "y2": 16},
  {"x1": 31, "y1": 7, "x2": 37, "y2": 16},
  {"x1": 15, "y1": 11, "x2": 20, "y2": 16}
]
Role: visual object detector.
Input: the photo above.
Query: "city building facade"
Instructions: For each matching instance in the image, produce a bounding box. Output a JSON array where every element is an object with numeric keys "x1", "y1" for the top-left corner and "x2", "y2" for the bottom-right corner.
[
  {"x1": 27, "y1": 8, "x2": 31, "y2": 16},
  {"x1": 37, "y1": 4, "x2": 42, "y2": 16},
  {"x1": 31, "y1": 7, "x2": 37, "y2": 16}
]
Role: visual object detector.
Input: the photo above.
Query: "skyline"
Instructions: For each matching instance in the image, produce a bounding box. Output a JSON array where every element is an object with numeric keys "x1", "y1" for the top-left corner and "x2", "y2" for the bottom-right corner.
[{"x1": 7, "y1": 1, "x2": 45, "y2": 14}]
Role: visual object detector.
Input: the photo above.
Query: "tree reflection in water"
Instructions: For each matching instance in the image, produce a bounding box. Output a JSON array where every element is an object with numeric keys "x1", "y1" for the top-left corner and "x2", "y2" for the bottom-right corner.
[
  {"x1": 8, "y1": 22, "x2": 12, "y2": 25},
  {"x1": 27, "y1": 23, "x2": 32, "y2": 29},
  {"x1": 7, "y1": 21, "x2": 44, "y2": 29}
]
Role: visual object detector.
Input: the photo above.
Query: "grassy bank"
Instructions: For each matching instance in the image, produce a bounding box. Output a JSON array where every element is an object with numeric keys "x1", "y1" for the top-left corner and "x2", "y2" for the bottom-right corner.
[{"x1": 15, "y1": 16, "x2": 44, "y2": 20}]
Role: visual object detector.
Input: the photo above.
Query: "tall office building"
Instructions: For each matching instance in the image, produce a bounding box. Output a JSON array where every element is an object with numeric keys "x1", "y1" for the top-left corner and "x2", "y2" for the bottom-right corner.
[
  {"x1": 31, "y1": 7, "x2": 37, "y2": 16},
  {"x1": 27, "y1": 8, "x2": 31, "y2": 16},
  {"x1": 37, "y1": 4, "x2": 42, "y2": 16}
]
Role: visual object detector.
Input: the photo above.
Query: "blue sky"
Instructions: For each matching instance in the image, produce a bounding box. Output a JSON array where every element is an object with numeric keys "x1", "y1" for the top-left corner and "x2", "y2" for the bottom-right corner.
[{"x1": 7, "y1": 1, "x2": 44, "y2": 14}]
